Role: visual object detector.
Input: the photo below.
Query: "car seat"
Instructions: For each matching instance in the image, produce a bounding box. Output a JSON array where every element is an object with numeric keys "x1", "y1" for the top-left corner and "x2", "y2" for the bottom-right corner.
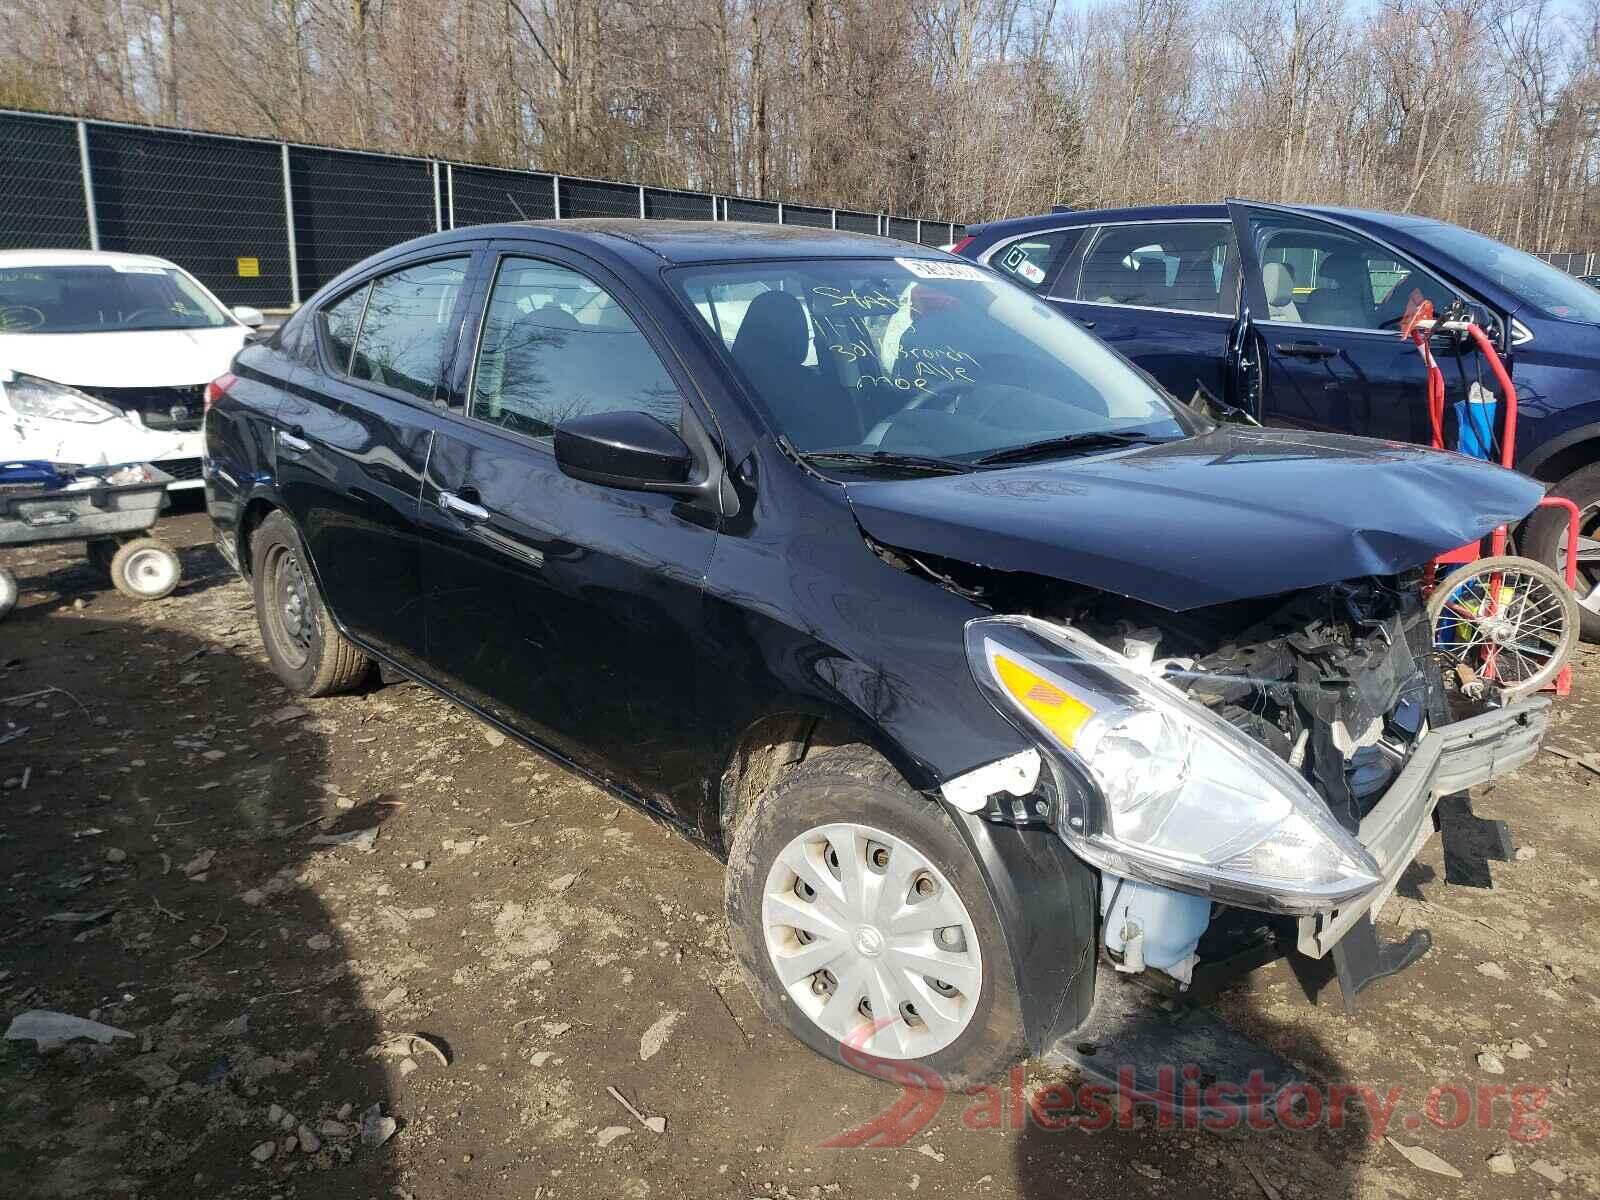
[
  {"x1": 730, "y1": 290, "x2": 860, "y2": 449},
  {"x1": 1301, "y1": 253, "x2": 1372, "y2": 328},
  {"x1": 1262, "y1": 262, "x2": 1301, "y2": 322}
]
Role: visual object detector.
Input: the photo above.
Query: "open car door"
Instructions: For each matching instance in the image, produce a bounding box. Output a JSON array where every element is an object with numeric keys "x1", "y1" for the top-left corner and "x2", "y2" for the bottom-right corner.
[{"x1": 1226, "y1": 199, "x2": 1468, "y2": 447}]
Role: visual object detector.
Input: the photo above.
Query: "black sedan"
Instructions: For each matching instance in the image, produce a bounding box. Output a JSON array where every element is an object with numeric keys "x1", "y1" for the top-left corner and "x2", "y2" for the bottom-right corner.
[{"x1": 205, "y1": 220, "x2": 1554, "y2": 1085}]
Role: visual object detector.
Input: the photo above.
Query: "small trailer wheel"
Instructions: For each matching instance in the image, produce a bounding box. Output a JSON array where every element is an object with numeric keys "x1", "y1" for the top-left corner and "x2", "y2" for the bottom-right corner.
[
  {"x1": 0, "y1": 567, "x2": 16, "y2": 621},
  {"x1": 109, "y1": 538, "x2": 181, "y2": 600},
  {"x1": 87, "y1": 538, "x2": 119, "y2": 578}
]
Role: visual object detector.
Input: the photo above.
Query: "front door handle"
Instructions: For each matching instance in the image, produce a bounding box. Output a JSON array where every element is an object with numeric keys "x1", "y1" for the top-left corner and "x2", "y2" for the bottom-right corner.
[
  {"x1": 438, "y1": 490, "x2": 490, "y2": 523},
  {"x1": 1275, "y1": 341, "x2": 1338, "y2": 360},
  {"x1": 1075, "y1": 317, "x2": 1096, "y2": 329},
  {"x1": 277, "y1": 427, "x2": 311, "y2": 452}
]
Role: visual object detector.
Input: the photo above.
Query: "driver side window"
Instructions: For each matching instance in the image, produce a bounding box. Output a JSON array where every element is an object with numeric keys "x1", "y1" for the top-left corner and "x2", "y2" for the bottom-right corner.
[{"x1": 1247, "y1": 213, "x2": 1459, "y2": 330}]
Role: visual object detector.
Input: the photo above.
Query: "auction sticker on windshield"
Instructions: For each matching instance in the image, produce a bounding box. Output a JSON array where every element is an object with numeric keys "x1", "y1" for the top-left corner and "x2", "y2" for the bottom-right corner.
[{"x1": 895, "y1": 257, "x2": 988, "y2": 283}]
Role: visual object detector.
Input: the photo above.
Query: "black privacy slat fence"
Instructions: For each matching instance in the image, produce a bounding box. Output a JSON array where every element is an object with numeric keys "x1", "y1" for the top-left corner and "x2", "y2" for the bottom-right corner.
[{"x1": 0, "y1": 109, "x2": 964, "y2": 308}]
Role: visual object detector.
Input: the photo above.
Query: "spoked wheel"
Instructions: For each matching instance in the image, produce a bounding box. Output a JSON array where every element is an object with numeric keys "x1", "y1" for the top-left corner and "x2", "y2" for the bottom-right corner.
[
  {"x1": 761, "y1": 822, "x2": 984, "y2": 1060},
  {"x1": 1427, "y1": 555, "x2": 1579, "y2": 699}
]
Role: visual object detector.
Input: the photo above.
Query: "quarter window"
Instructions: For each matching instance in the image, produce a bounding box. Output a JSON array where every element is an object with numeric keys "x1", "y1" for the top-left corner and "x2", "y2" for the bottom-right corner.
[
  {"x1": 318, "y1": 284, "x2": 367, "y2": 374},
  {"x1": 470, "y1": 257, "x2": 681, "y2": 441},
  {"x1": 991, "y1": 231, "x2": 1079, "y2": 291},
  {"x1": 1074, "y1": 222, "x2": 1235, "y2": 315},
  {"x1": 1245, "y1": 212, "x2": 1458, "y2": 330}
]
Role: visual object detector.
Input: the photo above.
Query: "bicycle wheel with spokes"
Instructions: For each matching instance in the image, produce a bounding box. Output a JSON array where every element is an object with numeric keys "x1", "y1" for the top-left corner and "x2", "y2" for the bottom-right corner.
[{"x1": 1426, "y1": 555, "x2": 1579, "y2": 699}]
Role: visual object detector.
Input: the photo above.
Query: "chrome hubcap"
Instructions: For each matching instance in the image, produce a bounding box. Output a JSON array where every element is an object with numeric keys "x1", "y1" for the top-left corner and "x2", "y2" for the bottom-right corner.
[{"x1": 761, "y1": 822, "x2": 982, "y2": 1060}]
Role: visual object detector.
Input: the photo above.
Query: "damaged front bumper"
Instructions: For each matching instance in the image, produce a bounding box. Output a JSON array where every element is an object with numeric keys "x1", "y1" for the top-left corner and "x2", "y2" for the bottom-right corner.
[{"x1": 1297, "y1": 696, "x2": 1550, "y2": 959}]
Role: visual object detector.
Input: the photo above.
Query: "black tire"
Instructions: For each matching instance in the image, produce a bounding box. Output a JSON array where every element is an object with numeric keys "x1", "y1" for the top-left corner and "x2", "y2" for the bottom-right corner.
[
  {"x1": 1522, "y1": 462, "x2": 1600, "y2": 641},
  {"x1": 725, "y1": 745, "x2": 1026, "y2": 1088},
  {"x1": 250, "y1": 510, "x2": 372, "y2": 696},
  {"x1": 108, "y1": 537, "x2": 181, "y2": 600}
]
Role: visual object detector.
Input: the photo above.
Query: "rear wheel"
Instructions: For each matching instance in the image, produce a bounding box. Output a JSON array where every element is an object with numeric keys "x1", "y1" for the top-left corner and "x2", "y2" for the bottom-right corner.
[
  {"x1": 1522, "y1": 462, "x2": 1600, "y2": 641},
  {"x1": 250, "y1": 510, "x2": 372, "y2": 696},
  {"x1": 725, "y1": 745, "x2": 1026, "y2": 1087}
]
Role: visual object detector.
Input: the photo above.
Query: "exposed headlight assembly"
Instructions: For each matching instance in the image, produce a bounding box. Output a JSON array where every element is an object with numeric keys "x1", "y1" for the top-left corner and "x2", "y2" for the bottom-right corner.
[
  {"x1": 2, "y1": 373, "x2": 122, "y2": 424},
  {"x1": 965, "y1": 615, "x2": 1381, "y2": 915}
]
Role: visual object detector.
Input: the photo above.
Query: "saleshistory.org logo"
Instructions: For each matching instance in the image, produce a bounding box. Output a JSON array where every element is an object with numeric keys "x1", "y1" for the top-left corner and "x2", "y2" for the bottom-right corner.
[{"x1": 821, "y1": 1021, "x2": 1553, "y2": 1148}]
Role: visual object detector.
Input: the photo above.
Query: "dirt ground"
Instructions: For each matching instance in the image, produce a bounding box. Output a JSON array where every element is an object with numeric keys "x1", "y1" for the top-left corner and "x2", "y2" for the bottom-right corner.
[{"x1": 3, "y1": 503, "x2": 1599, "y2": 1200}]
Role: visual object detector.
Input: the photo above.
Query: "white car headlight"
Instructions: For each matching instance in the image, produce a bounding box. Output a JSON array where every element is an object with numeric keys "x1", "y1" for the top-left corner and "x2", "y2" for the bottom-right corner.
[
  {"x1": 3, "y1": 373, "x2": 122, "y2": 424},
  {"x1": 965, "y1": 615, "x2": 1381, "y2": 914}
]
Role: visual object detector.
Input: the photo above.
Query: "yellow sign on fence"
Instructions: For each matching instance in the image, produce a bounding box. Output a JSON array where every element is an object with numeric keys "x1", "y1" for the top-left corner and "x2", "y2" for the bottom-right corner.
[{"x1": 236, "y1": 257, "x2": 260, "y2": 278}]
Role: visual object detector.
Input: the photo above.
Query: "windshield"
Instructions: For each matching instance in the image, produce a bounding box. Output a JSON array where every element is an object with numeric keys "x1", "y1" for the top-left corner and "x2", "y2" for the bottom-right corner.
[
  {"x1": 0, "y1": 264, "x2": 230, "y2": 334},
  {"x1": 1414, "y1": 224, "x2": 1600, "y2": 325},
  {"x1": 668, "y1": 257, "x2": 1190, "y2": 468}
]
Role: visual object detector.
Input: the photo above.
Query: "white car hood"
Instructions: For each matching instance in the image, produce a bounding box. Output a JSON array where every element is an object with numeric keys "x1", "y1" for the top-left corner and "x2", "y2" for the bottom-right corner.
[{"x1": 0, "y1": 327, "x2": 249, "y2": 388}]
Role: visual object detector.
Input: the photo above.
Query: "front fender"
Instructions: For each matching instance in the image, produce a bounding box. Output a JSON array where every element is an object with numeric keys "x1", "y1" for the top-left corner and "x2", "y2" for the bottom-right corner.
[{"x1": 946, "y1": 806, "x2": 1098, "y2": 1054}]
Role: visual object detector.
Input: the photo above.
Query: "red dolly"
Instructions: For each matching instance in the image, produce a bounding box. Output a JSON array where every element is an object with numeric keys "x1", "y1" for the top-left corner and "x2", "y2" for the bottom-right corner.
[{"x1": 1400, "y1": 298, "x2": 1580, "y2": 698}]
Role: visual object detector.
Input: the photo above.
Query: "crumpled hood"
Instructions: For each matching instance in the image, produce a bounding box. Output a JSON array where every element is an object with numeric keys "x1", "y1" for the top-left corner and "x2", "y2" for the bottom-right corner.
[
  {"x1": 845, "y1": 427, "x2": 1546, "y2": 611},
  {"x1": 0, "y1": 327, "x2": 248, "y2": 388}
]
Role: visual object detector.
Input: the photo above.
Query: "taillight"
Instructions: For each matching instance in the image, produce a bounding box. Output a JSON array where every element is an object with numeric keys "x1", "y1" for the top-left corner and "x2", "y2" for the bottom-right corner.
[
  {"x1": 203, "y1": 372, "x2": 237, "y2": 414},
  {"x1": 950, "y1": 235, "x2": 975, "y2": 256}
]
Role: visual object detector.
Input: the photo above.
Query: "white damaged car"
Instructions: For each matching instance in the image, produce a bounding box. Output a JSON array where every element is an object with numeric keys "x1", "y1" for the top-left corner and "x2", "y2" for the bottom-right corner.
[{"x1": 0, "y1": 250, "x2": 263, "y2": 490}]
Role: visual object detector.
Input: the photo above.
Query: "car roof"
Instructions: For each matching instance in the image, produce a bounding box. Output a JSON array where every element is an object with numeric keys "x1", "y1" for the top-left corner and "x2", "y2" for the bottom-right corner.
[
  {"x1": 387, "y1": 219, "x2": 938, "y2": 267},
  {"x1": 967, "y1": 204, "x2": 1229, "y2": 240},
  {"x1": 966, "y1": 202, "x2": 1464, "y2": 244},
  {"x1": 0, "y1": 248, "x2": 180, "y2": 270}
]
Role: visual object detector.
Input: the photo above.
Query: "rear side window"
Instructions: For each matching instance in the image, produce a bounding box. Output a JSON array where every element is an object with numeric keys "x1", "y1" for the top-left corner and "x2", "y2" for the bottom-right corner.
[
  {"x1": 469, "y1": 256, "x2": 681, "y2": 441},
  {"x1": 1074, "y1": 222, "x2": 1234, "y2": 314},
  {"x1": 347, "y1": 258, "x2": 470, "y2": 399},
  {"x1": 990, "y1": 230, "x2": 1080, "y2": 291}
]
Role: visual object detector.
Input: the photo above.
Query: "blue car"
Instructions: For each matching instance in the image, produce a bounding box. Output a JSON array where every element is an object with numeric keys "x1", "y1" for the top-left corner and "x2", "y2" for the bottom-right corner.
[{"x1": 956, "y1": 201, "x2": 1600, "y2": 635}]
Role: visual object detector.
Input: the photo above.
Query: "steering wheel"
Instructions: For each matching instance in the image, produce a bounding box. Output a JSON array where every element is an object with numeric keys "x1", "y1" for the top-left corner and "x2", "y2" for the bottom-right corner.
[
  {"x1": 119, "y1": 308, "x2": 169, "y2": 327},
  {"x1": 896, "y1": 377, "x2": 974, "y2": 415}
]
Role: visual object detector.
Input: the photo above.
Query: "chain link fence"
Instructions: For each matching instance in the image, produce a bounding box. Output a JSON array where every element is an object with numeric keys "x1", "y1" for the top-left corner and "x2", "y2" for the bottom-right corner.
[
  {"x1": 1538, "y1": 251, "x2": 1598, "y2": 277},
  {"x1": 0, "y1": 109, "x2": 964, "y2": 308}
]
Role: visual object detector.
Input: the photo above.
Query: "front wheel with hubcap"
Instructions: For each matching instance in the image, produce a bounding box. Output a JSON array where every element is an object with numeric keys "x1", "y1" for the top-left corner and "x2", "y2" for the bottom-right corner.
[{"x1": 726, "y1": 745, "x2": 1026, "y2": 1087}]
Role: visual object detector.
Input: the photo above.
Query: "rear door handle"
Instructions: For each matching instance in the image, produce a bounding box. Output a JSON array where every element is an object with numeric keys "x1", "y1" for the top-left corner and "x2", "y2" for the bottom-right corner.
[
  {"x1": 277, "y1": 427, "x2": 311, "y2": 452},
  {"x1": 1275, "y1": 341, "x2": 1338, "y2": 360},
  {"x1": 1075, "y1": 318, "x2": 1096, "y2": 329},
  {"x1": 438, "y1": 490, "x2": 490, "y2": 522}
]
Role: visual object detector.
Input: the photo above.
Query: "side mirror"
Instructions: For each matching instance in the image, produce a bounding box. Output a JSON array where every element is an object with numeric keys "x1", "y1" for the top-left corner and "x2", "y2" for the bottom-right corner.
[
  {"x1": 232, "y1": 305, "x2": 265, "y2": 329},
  {"x1": 554, "y1": 410, "x2": 693, "y2": 491}
]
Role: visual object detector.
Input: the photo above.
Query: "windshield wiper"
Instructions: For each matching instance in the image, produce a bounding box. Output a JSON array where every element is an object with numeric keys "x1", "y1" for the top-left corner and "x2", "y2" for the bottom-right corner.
[
  {"x1": 975, "y1": 431, "x2": 1169, "y2": 466},
  {"x1": 795, "y1": 448, "x2": 974, "y2": 475}
]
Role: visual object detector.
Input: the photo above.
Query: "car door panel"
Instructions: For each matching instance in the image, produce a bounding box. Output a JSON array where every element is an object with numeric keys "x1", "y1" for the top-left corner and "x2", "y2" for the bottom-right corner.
[
  {"x1": 274, "y1": 248, "x2": 482, "y2": 674},
  {"x1": 1227, "y1": 201, "x2": 1468, "y2": 447},
  {"x1": 418, "y1": 243, "x2": 719, "y2": 822},
  {"x1": 1045, "y1": 220, "x2": 1240, "y2": 405}
]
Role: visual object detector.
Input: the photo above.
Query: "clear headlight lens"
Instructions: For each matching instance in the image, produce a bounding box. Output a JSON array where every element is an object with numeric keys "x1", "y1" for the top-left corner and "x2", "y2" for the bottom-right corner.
[
  {"x1": 3, "y1": 373, "x2": 121, "y2": 424},
  {"x1": 966, "y1": 615, "x2": 1382, "y2": 914}
]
